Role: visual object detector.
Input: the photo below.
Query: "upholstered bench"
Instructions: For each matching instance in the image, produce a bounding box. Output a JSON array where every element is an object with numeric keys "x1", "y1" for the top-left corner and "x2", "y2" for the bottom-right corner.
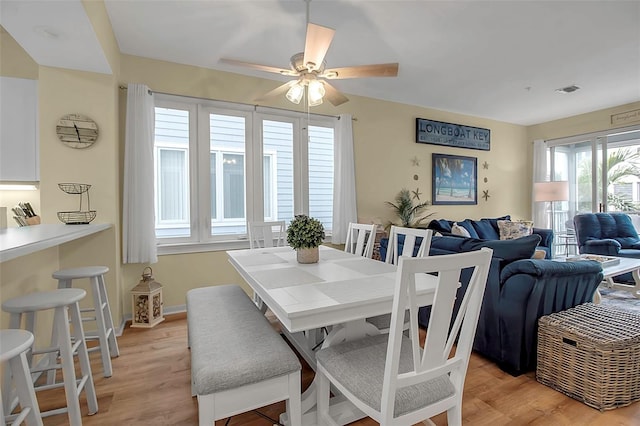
[{"x1": 186, "y1": 285, "x2": 301, "y2": 426}]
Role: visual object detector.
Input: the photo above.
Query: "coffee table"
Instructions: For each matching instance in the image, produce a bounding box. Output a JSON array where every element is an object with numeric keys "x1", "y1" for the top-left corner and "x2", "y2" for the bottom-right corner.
[{"x1": 592, "y1": 256, "x2": 640, "y2": 302}]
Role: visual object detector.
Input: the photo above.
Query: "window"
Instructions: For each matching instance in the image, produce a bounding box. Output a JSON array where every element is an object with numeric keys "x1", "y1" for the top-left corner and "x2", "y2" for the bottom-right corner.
[
  {"x1": 308, "y1": 125, "x2": 335, "y2": 230},
  {"x1": 154, "y1": 107, "x2": 190, "y2": 238},
  {"x1": 153, "y1": 95, "x2": 336, "y2": 252}
]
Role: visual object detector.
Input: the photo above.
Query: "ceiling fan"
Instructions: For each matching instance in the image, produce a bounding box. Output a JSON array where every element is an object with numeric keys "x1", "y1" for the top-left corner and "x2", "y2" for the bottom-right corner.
[{"x1": 219, "y1": 0, "x2": 399, "y2": 107}]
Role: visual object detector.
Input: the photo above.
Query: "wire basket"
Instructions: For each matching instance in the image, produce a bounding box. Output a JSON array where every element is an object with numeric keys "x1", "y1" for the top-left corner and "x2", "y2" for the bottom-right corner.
[
  {"x1": 58, "y1": 183, "x2": 92, "y2": 194},
  {"x1": 57, "y1": 211, "x2": 97, "y2": 225}
]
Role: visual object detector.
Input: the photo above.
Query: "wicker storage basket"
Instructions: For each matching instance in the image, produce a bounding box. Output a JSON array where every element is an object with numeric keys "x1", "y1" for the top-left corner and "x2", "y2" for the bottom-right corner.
[{"x1": 537, "y1": 303, "x2": 640, "y2": 411}]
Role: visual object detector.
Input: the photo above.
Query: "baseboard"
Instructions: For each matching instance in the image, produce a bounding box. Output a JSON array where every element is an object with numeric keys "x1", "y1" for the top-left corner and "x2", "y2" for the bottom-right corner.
[{"x1": 116, "y1": 304, "x2": 187, "y2": 336}]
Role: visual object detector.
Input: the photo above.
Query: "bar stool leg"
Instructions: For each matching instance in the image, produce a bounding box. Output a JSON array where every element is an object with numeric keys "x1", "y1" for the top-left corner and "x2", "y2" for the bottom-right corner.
[
  {"x1": 68, "y1": 301, "x2": 98, "y2": 416},
  {"x1": 9, "y1": 349, "x2": 43, "y2": 426},
  {"x1": 2, "y1": 313, "x2": 21, "y2": 414},
  {"x1": 47, "y1": 308, "x2": 62, "y2": 385},
  {"x1": 22, "y1": 312, "x2": 36, "y2": 367},
  {"x1": 90, "y1": 276, "x2": 113, "y2": 377},
  {"x1": 2, "y1": 312, "x2": 39, "y2": 416},
  {"x1": 97, "y1": 274, "x2": 119, "y2": 358},
  {"x1": 55, "y1": 305, "x2": 83, "y2": 426}
]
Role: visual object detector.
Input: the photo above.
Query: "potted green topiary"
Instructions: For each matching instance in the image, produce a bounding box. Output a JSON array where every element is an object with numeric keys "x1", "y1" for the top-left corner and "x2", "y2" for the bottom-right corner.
[
  {"x1": 386, "y1": 188, "x2": 434, "y2": 229},
  {"x1": 287, "y1": 214, "x2": 325, "y2": 264}
]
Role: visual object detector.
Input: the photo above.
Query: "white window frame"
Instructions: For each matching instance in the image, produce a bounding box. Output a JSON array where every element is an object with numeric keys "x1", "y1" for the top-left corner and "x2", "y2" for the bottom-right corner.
[
  {"x1": 263, "y1": 150, "x2": 278, "y2": 221},
  {"x1": 154, "y1": 94, "x2": 337, "y2": 255}
]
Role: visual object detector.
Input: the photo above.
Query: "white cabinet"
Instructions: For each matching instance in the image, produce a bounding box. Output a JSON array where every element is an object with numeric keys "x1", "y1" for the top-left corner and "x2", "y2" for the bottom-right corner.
[{"x1": 0, "y1": 77, "x2": 39, "y2": 182}]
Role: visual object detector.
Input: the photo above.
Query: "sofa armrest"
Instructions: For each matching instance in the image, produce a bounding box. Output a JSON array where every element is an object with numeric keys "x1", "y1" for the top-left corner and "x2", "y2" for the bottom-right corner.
[
  {"x1": 500, "y1": 258, "x2": 602, "y2": 283},
  {"x1": 532, "y1": 227, "x2": 553, "y2": 249},
  {"x1": 583, "y1": 238, "x2": 621, "y2": 256},
  {"x1": 497, "y1": 259, "x2": 604, "y2": 374}
]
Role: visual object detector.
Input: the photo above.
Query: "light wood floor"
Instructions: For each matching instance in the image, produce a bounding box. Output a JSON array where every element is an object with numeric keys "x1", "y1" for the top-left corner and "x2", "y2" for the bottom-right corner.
[{"x1": 32, "y1": 312, "x2": 639, "y2": 425}]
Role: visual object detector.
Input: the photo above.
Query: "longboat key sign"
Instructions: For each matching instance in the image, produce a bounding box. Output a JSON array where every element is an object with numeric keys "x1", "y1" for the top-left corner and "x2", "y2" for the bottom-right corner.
[{"x1": 416, "y1": 118, "x2": 490, "y2": 151}]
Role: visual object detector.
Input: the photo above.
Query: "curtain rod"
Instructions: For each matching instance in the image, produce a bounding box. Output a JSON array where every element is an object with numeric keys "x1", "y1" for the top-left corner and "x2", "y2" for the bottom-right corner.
[{"x1": 118, "y1": 85, "x2": 356, "y2": 121}]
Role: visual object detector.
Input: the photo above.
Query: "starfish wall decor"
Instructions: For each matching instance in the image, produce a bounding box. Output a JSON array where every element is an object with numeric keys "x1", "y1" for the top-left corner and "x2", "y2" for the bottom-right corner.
[{"x1": 412, "y1": 188, "x2": 422, "y2": 200}]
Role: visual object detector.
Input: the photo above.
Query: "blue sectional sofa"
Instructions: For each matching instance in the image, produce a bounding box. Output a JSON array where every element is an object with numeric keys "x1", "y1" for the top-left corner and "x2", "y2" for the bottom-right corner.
[
  {"x1": 426, "y1": 215, "x2": 554, "y2": 259},
  {"x1": 379, "y1": 234, "x2": 603, "y2": 375}
]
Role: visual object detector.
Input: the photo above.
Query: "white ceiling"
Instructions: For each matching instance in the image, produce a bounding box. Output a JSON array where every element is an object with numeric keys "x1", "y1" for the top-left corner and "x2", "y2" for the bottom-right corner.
[{"x1": 2, "y1": 0, "x2": 639, "y2": 126}]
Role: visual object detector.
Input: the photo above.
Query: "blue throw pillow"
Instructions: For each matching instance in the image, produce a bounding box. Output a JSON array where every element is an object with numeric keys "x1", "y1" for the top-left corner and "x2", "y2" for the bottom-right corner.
[
  {"x1": 458, "y1": 219, "x2": 480, "y2": 239},
  {"x1": 471, "y1": 219, "x2": 500, "y2": 240},
  {"x1": 460, "y1": 234, "x2": 541, "y2": 263},
  {"x1": 429, "y1": 219, "x2": 453, "y2": 233},
  {"x1": 481, "y1": 215, "x2": 511, "y2": 232}
]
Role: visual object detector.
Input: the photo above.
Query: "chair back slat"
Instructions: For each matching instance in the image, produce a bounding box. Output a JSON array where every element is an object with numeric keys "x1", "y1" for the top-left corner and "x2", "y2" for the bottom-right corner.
[
  {"x1": 384, "y1": 226, "x2": 433, "y2": 264},
  {"x1": 248, "y1": 221, "x2": 286, "y2": 249},
  {"x1": 380, "y1": 248, "x2": 492, "y2": 422},
  {"x1": 344, "y1": 223, "x2": 377, "y2": 258}
]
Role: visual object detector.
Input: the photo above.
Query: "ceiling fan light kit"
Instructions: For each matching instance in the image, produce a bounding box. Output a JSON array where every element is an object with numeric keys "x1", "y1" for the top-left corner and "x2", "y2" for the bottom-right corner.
[
  {"x1": 307, "y1": 80, "x2": 325, "y2": 106},
  {"x1": 220, "y1": 0, "x2": 398, "y2": 107},
  {"x1": 286, "y1": 82, "x2": 305, "y2": 104}
]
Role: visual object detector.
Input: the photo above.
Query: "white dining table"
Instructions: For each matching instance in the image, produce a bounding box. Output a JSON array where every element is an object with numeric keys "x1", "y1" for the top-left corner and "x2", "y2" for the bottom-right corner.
[{"x1": 227, "y1": 245, "x2": 439, "y2": 426}]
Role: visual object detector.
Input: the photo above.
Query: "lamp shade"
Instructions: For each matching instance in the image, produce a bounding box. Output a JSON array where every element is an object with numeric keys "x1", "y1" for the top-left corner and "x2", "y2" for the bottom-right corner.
[
  {"x1": 534, "y1": 181, "x2": 569, "y2": 202},
  {"x1": 307, "y1": 80, "x2": 325, "y2": 106},
  {"x1": 285, "y1": 82, "x2": 304, "y2": 104}
]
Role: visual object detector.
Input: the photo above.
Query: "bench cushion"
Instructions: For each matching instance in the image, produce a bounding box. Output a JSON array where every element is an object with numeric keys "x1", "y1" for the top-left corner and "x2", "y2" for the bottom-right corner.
[{"x1": 187, "y1": 285, "x2": 301, "y2": 395}]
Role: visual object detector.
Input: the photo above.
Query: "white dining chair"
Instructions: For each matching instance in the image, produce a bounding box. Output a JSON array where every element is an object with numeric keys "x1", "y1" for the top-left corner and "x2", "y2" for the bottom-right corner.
[
  {"x1": 384, "y1": 225, "x2": 433, "y2": 265},
  {"x1": 247, "y1": 221, "x2": 286, "y2": 313},
  {"x1": 344, "y1": 223, "x2": 377, "y2": 258},
  {"x1": 316, "y1": 248, "x2": 492, "y2": 426},
  {"x1": 369, "y1": 226, "x2": 433, "y2": 333},
  {"x1": 344, "y1": 222, "x2": 395, "y2": 333},
  {"x1": 248, "y1": 221, "x2": 286, "y2": 249}
]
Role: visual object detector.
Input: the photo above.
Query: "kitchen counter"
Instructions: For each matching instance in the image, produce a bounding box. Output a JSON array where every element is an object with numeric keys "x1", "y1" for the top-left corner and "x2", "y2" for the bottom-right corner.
[{"x1": 0, "y1": 223, "x2": 112, "y2": 263}]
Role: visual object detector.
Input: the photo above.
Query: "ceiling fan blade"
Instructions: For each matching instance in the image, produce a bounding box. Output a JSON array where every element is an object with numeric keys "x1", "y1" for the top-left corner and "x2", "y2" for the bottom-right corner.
[
  {"x1": 322, "y1": 63, "x2": 399, "y2": 79},
  {"x1": 220, "y1": 58, "x2": 298, "y2": 76},
  {"x1": 303, "y1": 23, "x2": 335, "y2": 71},
  {"x1": 322, "y1": 81, "x2": 349, "y2": 106},
  {"x1": 254, "y1": 81, "x2": 297, "y2": 103}
]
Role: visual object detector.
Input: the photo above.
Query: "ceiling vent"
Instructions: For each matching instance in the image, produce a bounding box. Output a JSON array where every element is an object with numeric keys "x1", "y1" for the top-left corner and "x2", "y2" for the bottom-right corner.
[{"x1": 555, "y1": 85, "x2": 581, "y2": 94}]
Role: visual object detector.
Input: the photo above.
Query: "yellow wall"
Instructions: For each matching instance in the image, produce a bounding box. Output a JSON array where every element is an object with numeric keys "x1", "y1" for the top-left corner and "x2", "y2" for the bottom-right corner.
[
  {"x1": 528, "y1": 101, "x2": 640, "y2": 141},
  {"x1": 0, "y1": 27, "x2": 38, "y2": 79},
  {"x1": 2, "y1": 21, "x2": 638, "y2": 326}
]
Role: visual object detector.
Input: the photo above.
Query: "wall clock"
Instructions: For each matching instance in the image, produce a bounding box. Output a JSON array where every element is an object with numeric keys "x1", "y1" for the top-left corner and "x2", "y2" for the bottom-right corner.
[{"x1": 56, "y1": 113, "x2": 99, "y2": 149}]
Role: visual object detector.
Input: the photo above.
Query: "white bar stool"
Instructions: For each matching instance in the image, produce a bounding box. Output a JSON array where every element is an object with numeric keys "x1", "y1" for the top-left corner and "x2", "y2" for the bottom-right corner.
[
  {"x1": 0, "y1": 329, "x2": 43, "y2": 426},
  {"x1": 2, "y1": 289, "x2": 98, "y2": 426},
  {"x1": 52, "y1": 266, "x2": 119, "y2": 378}
]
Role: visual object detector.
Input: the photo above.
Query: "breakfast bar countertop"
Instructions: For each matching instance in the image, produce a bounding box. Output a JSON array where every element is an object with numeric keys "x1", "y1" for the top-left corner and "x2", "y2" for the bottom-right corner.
[{"x1": 0, "y1": 223, "x2": 112, "y2": 263}]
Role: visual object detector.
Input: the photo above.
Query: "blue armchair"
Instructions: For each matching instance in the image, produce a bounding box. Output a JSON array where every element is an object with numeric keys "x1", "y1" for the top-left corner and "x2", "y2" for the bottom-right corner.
[{"x1": 573, "y1": 213, "x2": 640, "y2": 258}]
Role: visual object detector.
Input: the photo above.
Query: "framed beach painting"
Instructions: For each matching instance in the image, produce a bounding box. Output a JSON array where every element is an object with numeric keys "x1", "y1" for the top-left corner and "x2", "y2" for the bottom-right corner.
[{"x1": 432, "y1": 153, "x2": 477, "y2": 205}]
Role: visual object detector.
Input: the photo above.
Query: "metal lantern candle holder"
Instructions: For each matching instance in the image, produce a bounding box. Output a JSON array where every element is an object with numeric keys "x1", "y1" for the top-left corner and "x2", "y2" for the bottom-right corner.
[{"x1": 131, "y1": 267, "x2": 165, "y2": 328}]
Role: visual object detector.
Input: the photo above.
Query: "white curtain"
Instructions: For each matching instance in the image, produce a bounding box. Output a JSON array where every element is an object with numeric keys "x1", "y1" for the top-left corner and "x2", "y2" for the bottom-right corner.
[
  {"x1": 123, "y1": 84, "x2": 157, "y2": 264},
  {"x1": 532, "y1": 139, "x2": 548, "y2": 228},
  {"x1": 331, "y1": 114, "x2": 357, "y2": 244}
]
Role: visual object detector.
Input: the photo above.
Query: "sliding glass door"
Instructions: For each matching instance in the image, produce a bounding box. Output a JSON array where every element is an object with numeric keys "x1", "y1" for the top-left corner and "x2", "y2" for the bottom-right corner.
[{"x1": 548, "y1": 127, "x2": 640, "y2": 240}]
